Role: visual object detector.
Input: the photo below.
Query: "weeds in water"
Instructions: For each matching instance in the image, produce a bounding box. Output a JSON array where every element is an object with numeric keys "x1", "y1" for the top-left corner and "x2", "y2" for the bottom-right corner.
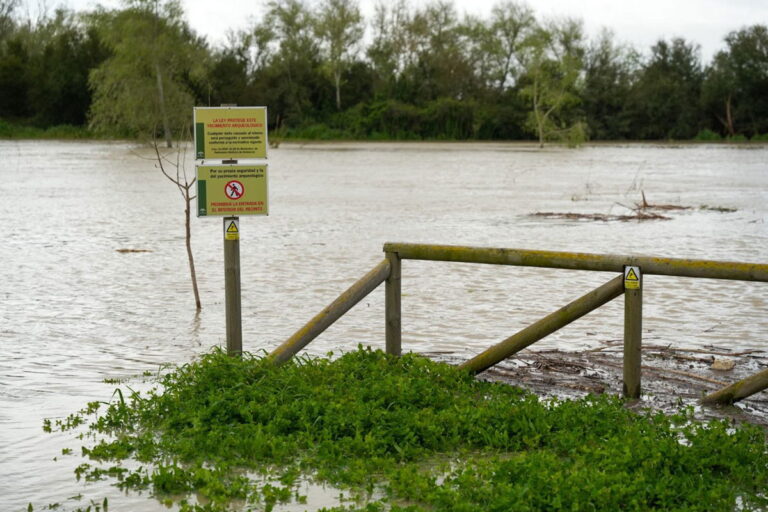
[{"x1": 45, "y1": 347, "x2": 768, "y2": 511}]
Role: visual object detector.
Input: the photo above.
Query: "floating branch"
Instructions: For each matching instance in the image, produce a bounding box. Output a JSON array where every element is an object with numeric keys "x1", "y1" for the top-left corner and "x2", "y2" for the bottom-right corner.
[{"x1": 531, "y1": 211, "x2": 670, "y2": 222}]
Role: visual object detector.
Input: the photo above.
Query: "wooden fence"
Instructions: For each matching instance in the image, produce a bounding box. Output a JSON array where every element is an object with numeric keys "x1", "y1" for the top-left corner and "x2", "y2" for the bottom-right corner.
[{"x1": 269, "y1": 243, "x2": 768, "y2": 404}]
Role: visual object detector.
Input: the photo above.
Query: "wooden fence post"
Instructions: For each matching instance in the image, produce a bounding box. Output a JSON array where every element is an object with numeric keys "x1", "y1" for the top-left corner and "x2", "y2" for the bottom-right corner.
[
  {"x1": 224, "y1": 217, "x2": 242, "y2": 356},
  {"x1": 385, "y1": 251, "x2": 402, "y2": 356},
  {"x1": 623, "y1": 266, "x2": 642, "y2": 398}
]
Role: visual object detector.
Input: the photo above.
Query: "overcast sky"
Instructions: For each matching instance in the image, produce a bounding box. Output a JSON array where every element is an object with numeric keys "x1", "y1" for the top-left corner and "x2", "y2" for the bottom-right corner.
[{"x1": 43, "y1": 0, "x2": 768, "y2": 63}]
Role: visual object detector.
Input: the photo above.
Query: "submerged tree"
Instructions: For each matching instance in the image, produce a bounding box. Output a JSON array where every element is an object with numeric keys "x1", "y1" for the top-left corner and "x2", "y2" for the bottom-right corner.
[
  {"x1": 152, "y1": 131, "x2": 201, "y2": 310},
  {"x1": 86, "y1": 0, "x2": 205, "y2": 309},
  {"x1": 87, "y1": 0, "x2": 207, "y2": 146}
]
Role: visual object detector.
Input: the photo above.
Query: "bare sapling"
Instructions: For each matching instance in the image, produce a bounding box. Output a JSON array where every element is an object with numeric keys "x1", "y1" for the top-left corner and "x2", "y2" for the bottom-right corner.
[{"x1": 152, "y1": 129, "x2": 202, "y2": 310}]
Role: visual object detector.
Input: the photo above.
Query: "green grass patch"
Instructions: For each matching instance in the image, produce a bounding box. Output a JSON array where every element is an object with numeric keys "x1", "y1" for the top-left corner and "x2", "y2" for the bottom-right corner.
[
  {"x1": 47, "y1": 347, "x2": 768, "y2": 511},
  {"x1": 694, "y1": 129, "x2": 722, "y2": 141},
  {"x1": 282, "y1": 123, "x2": 355, "y2": 141}
]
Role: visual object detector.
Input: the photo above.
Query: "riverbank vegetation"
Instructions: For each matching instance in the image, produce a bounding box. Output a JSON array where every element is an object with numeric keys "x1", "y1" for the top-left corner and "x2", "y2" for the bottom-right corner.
[
  {"x1": 45, "y1": 347, "x2": 768, "y2": 511},
  {"x1": 2, "y1": 0, "x2": 768, "y2": 144}
]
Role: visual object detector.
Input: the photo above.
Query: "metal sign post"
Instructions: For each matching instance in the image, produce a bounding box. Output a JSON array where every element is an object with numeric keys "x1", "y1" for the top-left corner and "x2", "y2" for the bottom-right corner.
[{"x1": 193, "y1": 105, "x2": 269, "y2": 356}]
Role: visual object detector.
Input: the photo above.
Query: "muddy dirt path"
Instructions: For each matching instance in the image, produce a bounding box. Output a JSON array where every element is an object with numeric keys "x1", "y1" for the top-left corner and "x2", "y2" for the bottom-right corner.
[{"x1": 429, "y1": 347, "x2": 768, "y2": 427}]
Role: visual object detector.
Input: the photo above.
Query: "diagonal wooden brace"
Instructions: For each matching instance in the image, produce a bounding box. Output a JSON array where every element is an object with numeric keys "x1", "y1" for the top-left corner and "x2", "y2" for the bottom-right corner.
[{"x1": 459, "y1": 275, "x2": 624, "y2": 375}]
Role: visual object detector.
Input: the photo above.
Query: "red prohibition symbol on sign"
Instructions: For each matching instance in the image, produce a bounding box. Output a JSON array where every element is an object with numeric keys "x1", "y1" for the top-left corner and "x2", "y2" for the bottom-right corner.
[{"x1": 225, "y1": 180, "x2": 244, "y2": 200}]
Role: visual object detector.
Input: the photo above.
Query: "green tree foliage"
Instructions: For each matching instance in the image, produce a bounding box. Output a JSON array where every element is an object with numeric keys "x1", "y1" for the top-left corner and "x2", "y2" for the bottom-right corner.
[
  {"x1": 703, "y1": 25, "x2": 768, "y2": 137},
  {"x1": 486, "y1": 1, "x2": 535, "y2": 92},
  {"x1": 206, "y1": 45, "x2": 250, "y2": 108},
  {"x1": 206, "y1": 27, "x2": 274, "y2": 108},
  {"x1": 314, "y1": 0, "x2": 364, "y2": 110},
  {"x1": 363, "y1": 1, "x2": 487, "y2": 139},
  {"x1": 367, "y1": 0, "x2": 413, "y2": 99},
  {"x1": 582, "y1": 29, "x2": 639, "y2": 139},
  {"x1": 87, "y1": 0, "x2": 208, "y2": 145},
  {"x1": 369, "y1": 1, "x2": 481, "y2": 104},
  {"x1": 0, "y1": 0, "x2": 17, "y2": 41},
  {"x1": 0, "y1": 36, "x2": 28, "y2": 118},
  {"x1": 4, "y1": 0, "x2": 768, "y2": 142},
  {"x1": 0, "y1": 5, "x2": 107, "y2": 125},
  {"x1": 28, "y1": 11, "x2": 108, "y2": 126},
  {"x1": 519, "y1": 19, "x2": 586, "y2": 146},
  {"x1": 703, "y1": 49, "x2": 738, "y2": 137},
  {"x1": 629, "y1": 38, "x2": 704, "y2": 140},
  {"x1": 404, "y1": 2, "x2": 476, "y2": 103},
  {"x1": 251, "y1": 0, "x2": 325, "y2": 128}
]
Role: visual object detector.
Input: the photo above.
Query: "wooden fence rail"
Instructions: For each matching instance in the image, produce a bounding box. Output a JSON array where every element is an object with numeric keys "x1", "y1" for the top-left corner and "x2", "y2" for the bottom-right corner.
[
  {"x1": 383, "y1": 243, "x2": 768, "y2": 282},
  {"x1": 271, "y1": 243, "x2": 768, "y2": 404},
  {"x1": 458, "y1": 275, "x2": 625, "y2": 375},
  {"x1": 269, "y1": 259, "x2": 390, "y2": 365}
]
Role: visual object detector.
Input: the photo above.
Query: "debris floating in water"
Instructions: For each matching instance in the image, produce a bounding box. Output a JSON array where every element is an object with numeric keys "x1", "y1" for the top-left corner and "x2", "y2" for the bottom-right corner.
[
  {"x1": 531, "y1": 211, "x2": 670, "y2": 222},
  {"x1": 115, "y1": 248, "x2": 152, "y2": 253}
]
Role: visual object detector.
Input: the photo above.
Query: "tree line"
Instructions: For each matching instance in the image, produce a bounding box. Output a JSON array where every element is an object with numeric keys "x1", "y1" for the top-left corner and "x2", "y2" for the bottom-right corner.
[{"x1": 1, "y1": 0, "x2": 768, "y2": 143}]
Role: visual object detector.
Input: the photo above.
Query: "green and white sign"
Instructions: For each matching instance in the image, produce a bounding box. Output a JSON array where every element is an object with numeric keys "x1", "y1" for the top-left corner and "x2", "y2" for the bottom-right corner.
[
  {"x1": 194, "y1": 106, "x2": 268, "y2": 160},
  {"x1": 196, "y1": 164, "x2": 268, "y2": 217}
]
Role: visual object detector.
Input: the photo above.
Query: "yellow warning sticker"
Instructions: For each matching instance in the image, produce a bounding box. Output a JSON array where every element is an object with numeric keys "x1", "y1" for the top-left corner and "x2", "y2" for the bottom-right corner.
[
  {"x1": 624, "y1": 266, "x2": 640, "y2": 290},
  {"x1": 224, "y1": 219, "x2": 239, "y2": 241}
]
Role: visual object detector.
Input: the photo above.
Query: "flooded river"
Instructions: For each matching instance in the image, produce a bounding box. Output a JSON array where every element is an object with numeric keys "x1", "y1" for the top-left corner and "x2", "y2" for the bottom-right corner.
[{"x1": 1, "y1": 140, "x2": 767, "y2": 510}]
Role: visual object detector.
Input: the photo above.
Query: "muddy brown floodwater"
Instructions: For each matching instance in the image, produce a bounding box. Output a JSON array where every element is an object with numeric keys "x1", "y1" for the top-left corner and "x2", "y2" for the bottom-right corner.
[{"x1": 1, "y1": 140, "x2": 767, "y2": 511}]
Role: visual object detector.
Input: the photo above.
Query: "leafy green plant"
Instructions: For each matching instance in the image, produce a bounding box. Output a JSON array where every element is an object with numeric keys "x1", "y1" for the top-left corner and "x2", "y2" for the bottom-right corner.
[{"x1": 45, "y1": 347, "x2": 768, "y2": 511}]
